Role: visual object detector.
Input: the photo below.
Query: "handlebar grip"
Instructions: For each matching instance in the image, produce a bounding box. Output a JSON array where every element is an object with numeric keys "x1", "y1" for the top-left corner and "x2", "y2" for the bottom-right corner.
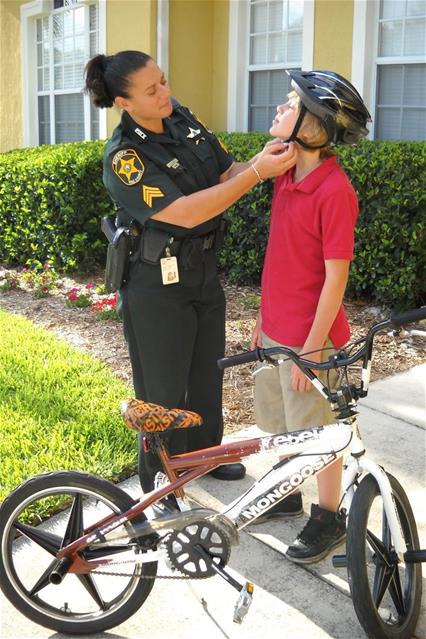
[
  {"x1": 217, "y1": 349, "x2": 260, "y2": 370},
  {"x1": 390, "y1": 307, "x2": 426, "y2": 327}
]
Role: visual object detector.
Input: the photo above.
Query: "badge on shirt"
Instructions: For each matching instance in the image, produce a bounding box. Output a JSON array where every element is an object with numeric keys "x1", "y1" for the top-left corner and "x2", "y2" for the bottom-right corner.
[
  {"x1": 187, "y1": 127, "x2": 201, "y2": 139},
  {"x1": 112, "y1": 149, "x2": 145, "y2": 186}
]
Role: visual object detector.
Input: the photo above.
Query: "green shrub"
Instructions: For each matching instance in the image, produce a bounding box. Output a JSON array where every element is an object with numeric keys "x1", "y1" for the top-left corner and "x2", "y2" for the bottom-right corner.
[
  {"x1": 0, "y1": 138, "x2": 424, "y2": 308},
  {"x1": 0, "y1": 141, "x2": 110, "y2": 271},
  {"x1": 0, "y1": 308, "x2": 137, "y2": 505}
]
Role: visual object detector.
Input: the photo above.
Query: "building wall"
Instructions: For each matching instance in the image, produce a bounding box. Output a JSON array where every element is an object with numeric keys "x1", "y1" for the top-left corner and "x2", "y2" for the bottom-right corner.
[
  {"x1": 211, "y1": 0, "x2": 229, "y2": 131},
  {"x1": 106, "y1": 0, "x2": 157, "y2": 136},
  {"x1": 169, "y1": 0, "x2": 214, "y2": 125},
  {"x1": 313, "y1": 0, "x2": 354, "y2": 79},
  {"x1": 0, "y1": 0, "x2": 27, "y2": 152}
]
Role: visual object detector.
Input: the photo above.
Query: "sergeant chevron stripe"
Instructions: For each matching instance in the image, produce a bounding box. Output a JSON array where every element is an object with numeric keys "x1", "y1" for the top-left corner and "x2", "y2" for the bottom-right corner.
[{"x1": 143, "y1": 185, "x2": 164, "y2": 207}]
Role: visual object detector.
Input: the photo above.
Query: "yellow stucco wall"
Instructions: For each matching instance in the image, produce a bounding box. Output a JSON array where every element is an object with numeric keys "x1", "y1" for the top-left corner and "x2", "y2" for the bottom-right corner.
[
  {"x1": 168, "y1": 0, "x2": 228, "y2": 132},
  {"x1": 0, "y1": 0, "x2": 26, "y2": 152},
  {"x1": 106, "y1": 0, "x2": 157, "y2": 136},
  {"x1": 313, "y1": 0, "x2": 354, "y2": 78},
  {"x1": 211, "y1": 0, "x2": 229, "y2": 131}
]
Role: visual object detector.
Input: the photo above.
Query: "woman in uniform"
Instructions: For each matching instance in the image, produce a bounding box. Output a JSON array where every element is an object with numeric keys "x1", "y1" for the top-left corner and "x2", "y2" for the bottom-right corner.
[{"x1": 84, "y1": 50, "x2": 297, "y2": 497}]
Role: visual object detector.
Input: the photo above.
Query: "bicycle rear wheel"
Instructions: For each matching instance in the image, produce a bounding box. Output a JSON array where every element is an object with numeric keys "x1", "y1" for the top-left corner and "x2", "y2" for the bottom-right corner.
[
  {"x1": 347, "y1": 473, "x2": 422, "y2": 639},
  {"x1": 0, "y1": 471, "x2": 157, "y2": 635}
]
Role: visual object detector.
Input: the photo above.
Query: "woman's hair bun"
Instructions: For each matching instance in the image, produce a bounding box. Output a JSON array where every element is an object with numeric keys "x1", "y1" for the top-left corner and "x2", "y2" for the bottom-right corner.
[{"x1": 84, "y1": 54, "x2": 113, "y2": 108}]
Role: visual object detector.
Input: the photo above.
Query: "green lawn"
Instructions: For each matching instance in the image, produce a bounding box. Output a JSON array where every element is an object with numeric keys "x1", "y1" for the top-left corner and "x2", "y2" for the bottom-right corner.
[{"x1": 0, "y1": 308, "x2": 138, "y2": 503}]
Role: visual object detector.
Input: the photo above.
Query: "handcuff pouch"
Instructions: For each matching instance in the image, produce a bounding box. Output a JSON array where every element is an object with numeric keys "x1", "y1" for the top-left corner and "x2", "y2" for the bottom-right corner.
[{"x1": 140, "y1": 228, "x2": 172, "y2": 265}]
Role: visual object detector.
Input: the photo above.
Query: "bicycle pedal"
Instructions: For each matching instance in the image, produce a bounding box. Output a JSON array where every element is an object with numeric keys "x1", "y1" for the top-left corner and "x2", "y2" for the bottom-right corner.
[{"x1": 233, "y1": 581, "x2": 254, "y2": 624}]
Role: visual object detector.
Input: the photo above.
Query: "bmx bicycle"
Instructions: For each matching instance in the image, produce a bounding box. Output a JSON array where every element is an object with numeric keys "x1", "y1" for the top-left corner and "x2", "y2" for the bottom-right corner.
[{"x1": 0, "y1": 307, "x2": 425, "y2": 639}]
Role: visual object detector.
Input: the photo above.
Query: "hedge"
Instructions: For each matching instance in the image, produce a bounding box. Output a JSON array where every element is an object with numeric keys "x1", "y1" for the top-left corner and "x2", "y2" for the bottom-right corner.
[{"x1": 0, "y1": 137, "x2": 425, "y2": 308}]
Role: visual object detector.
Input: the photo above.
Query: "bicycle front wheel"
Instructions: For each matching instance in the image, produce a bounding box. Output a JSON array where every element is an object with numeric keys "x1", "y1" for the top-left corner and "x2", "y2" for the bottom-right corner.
[
  {"x1": 0, "y1": 471, "x2": 157, "y2": 635},
  {"x1": 347, "y1": 472, "x2": 422, "y2": 639}
]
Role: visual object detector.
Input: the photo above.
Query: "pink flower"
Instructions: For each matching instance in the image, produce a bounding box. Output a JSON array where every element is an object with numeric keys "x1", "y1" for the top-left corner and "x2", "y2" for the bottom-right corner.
[
  {"x1": 85, "y1": 282, "x2": 95, "y2": 290},
  {"x1": 68, "y1": 292, "x2": 78, "y2": 302}
]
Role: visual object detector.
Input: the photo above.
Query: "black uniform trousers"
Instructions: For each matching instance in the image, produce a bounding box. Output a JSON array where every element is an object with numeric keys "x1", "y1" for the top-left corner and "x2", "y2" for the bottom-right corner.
[{"x1": 121, "y1": 247, "x2": 225, "y2": 492}]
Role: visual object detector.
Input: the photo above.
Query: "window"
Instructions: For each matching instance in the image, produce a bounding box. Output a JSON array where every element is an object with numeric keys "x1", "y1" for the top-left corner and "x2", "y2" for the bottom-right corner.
[
  {"x1": 375, "y1": 0, "x2": 426, "y2": 140},
  {"x1": 248, "y1": 0, "x2": 304, "y2": 131},
  {"x1": 35, "y1": 0, "x2": 99, "y2": 145}
]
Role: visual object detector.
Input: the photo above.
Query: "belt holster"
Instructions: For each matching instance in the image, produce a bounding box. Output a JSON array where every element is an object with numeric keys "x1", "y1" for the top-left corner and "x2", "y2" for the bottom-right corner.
[{"x1": 102, "y1": 216, "x2": 139, "y2": 293}]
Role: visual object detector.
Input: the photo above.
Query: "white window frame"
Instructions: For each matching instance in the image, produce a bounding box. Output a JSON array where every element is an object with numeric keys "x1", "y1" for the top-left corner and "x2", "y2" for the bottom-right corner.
[
  {"x1": 157, "y1": 0, "x2": 169, "y2": 80},
  {"x1": 227, "y1": 0, "x2": 314, "y2": 132},
  {"x1": 21, "y1": 0, "x2": 106, "y2": 147},
  {"x1": 352, "y1": 0, "x2": 426, "y2": 140}
]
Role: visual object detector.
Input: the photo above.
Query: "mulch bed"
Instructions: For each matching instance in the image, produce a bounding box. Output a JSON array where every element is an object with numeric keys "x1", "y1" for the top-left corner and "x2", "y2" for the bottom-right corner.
[{"x1": 1, "y1": 269, "x2": 425, "y2": 435}]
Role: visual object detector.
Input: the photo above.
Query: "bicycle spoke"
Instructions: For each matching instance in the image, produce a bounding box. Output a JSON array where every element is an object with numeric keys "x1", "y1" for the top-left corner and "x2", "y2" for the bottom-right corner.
[
  {"x1": 13, "y1": 522, "x2": 62, "y2": 556},
  {"x1": 372, "y1": 562, "x2": 393, "y2": 608},
  {"x1": 388, "y1": 567, "x2": 406, "y2": 617},
  {"x1": 77, "y1": 573, "x2": 109, "y2": 611},
  {"x1": 366, "y1": 529, "x2": 391, "y2": 567},
  {"x1": 29, "y1": 559, "x2": 58, "y2": 596},
  {"x1": 61, "y1": 493, "x2": 83, "y2": 548}
]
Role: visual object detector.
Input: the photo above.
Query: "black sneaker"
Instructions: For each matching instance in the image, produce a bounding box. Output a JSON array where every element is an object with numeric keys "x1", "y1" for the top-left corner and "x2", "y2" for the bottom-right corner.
[
  {"x1": 151, "y1": 494, "x2": 180, "y2": 518},
  {"x1": 285, "y1": 504, "x2": 346, "y2": 564},
  {"x1": 249, "y1": 492, "x2": 303, "y2": 525}
]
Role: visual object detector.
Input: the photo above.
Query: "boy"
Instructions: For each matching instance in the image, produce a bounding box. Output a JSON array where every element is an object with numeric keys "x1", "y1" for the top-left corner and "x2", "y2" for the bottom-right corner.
[{"x1": 251, "y1": 70, "x2": 371, "y2": 564}]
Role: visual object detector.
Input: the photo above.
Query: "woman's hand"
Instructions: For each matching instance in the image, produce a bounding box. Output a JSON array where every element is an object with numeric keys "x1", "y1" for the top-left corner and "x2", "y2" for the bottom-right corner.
[
  {"x1": 253, "y1": 141, "x2": 297, "y2": 180},
  {"x1": 251, "y1": 312, "x2": 263, "y2": 349}
]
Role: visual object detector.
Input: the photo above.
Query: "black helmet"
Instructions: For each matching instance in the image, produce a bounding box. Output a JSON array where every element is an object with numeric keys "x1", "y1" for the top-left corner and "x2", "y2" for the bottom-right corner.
[{"x1": 285, "y1": 69, "x2": 371, "y2": 147}]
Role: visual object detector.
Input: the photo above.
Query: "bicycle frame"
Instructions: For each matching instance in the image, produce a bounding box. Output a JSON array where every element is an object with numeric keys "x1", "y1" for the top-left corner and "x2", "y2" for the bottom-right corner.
[
  {"x1": 59, "y1": 310, "x2": 426, "y2": 572},
  {"x1": 57, "y1": 415, "x2": 406, "y2": 575}
]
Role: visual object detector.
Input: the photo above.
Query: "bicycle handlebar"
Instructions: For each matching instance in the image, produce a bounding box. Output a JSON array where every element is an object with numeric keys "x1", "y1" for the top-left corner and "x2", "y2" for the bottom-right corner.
[
  {"x1": 390, "y1": 307, "x2": 426, "y2": 327},
  {"x1": 217, "y1": 307, "x2": 426, "y2": 372}
]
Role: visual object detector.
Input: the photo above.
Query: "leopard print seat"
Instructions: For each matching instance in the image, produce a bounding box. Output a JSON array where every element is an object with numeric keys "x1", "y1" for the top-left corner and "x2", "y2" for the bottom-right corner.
[{"x1": 121, "y1": 398, "x2": 203, "y2": 434}]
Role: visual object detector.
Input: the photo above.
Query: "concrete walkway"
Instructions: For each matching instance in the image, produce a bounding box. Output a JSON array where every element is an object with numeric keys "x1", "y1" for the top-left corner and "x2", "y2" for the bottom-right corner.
[{"x1": 1, "y1": 365, "x2": 425, "y2": 639}]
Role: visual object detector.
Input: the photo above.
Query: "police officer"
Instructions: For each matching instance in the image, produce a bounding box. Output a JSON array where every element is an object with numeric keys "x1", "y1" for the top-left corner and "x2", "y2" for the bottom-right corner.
[{"x1": 84, "y1": 50, "x2": 297, "y2": 495}]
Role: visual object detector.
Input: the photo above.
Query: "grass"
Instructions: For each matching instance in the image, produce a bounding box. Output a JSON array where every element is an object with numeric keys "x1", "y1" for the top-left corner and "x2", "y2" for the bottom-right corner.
[{"x1": 0, "y1": 308, "x2": 138, "y2": 505}]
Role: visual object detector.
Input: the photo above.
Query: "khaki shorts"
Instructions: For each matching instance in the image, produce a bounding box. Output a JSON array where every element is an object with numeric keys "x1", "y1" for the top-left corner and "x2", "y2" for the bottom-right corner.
[{"x1": 254, "y1": 332, "x2": 339, "y2": 434}]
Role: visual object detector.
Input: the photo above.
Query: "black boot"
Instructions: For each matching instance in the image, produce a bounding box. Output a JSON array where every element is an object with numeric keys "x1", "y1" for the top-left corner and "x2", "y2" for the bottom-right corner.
[{"x1": 208, "y1": 463, "x2": 246, "y2": 480}]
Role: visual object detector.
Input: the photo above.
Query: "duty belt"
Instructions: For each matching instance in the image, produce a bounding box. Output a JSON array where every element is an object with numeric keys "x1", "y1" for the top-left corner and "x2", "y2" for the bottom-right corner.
[{"x1": 170, "y1": 229, "x2": 217, "y2": 254}]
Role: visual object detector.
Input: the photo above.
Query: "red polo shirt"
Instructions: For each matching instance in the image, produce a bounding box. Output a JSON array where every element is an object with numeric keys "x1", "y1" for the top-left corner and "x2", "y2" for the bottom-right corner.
[{"x1": 260, "y1": 155, "x2": 358, "y2": 348}]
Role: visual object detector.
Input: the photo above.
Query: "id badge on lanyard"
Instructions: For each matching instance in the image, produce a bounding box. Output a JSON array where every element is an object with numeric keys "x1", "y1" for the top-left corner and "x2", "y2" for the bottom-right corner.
[{"x1": 160, "y1": 246, "x2": 179, "y2": 285}]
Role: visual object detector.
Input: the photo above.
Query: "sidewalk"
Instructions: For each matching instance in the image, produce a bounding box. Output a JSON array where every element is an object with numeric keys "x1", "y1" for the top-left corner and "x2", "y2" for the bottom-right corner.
[{"x1": 1, "y1": 365, "x2": 425, "y2": 639}]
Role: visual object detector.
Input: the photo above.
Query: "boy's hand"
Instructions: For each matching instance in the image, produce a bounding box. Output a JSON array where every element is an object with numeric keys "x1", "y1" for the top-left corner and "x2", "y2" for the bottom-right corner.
[
  {"x1": 290, "y1": 350, "x2": 322, "y2": 392},
  {"x1": 251, "y1": 313, "x2": 262, "y2": 349}
]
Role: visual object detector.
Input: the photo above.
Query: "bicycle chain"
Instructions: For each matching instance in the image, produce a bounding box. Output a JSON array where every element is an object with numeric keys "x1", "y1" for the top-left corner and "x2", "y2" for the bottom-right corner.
[{"x1": 92, "y1": 559, "x2": 201, "y2": 581}]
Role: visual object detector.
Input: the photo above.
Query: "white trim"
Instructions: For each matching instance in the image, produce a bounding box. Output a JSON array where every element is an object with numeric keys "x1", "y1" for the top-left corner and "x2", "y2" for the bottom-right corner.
[
  {"x1": 21, "y1": 1, "x2": 52, "y2": 146},
  {"x1": 351, "y1": 0, "x2": 377, "y2": 139},
  {"x1": 302, "y1": 0, "x2": 314, "y2": 70},
  {"x1": 227, "y1": 0, "x2": 249, "y2": 131},
  {"x1": 98, "y1": 0, "x2": 107, "y2": 138},
  {"x1": 157, "y1": 0, "x2": 169, "y2": 79},
  {"x1": 227, "y1": 0, "x2": 314, "y2": 132}
]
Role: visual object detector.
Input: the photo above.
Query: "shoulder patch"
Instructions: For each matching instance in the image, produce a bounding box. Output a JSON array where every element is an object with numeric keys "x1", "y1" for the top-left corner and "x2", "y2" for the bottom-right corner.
[{"x1": 112, "y1": 149, "x2": 145, "y2": 186}]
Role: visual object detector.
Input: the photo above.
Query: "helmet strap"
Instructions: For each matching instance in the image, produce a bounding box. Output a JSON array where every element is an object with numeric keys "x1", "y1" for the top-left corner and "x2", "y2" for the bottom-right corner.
[{"x1": 283, "y1": 104, "x2": 330, "y2": 150}]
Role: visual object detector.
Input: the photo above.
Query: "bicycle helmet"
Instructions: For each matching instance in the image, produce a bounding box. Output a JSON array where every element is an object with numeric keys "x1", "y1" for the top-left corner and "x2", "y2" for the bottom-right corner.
[{"x1": 284, "y1": 69, "x2": 371, "y2": 148}]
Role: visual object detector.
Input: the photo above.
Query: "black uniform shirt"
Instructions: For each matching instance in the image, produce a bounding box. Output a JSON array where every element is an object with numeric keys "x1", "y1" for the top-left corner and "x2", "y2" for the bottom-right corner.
[{"x1": 103, "y1": 101, "x2": 234, "y2": 238}]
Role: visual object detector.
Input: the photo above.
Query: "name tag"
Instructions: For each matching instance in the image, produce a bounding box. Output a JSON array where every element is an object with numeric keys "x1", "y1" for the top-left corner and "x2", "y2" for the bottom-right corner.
[{"x1": 160, "y1": 255, "x2": 179, "y2": 285}]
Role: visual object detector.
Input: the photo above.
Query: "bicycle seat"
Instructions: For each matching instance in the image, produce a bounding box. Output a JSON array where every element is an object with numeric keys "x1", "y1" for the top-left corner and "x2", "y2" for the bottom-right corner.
[{"x1": 121, "y1": 398, "x2": 203, "y2": 434}]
